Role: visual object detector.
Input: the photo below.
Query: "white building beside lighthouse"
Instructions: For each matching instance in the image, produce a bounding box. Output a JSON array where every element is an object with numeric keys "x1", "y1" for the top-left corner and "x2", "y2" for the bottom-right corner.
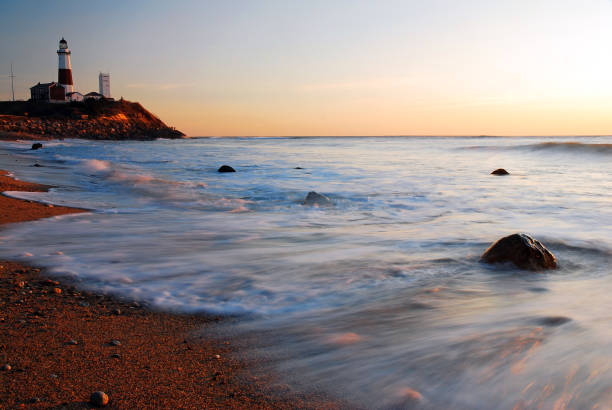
[
  {"x1": 99, "y1": 73, "x2": 111, "y2": 98},
  {"x1": 57, "y1": 38, "x2": 74, "y2": 93}
]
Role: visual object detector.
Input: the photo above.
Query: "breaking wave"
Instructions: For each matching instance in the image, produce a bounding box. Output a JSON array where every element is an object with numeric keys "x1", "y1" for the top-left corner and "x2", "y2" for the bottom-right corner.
[{"x1": 462, "y1": 141, "x2": 612, "y2": 155}]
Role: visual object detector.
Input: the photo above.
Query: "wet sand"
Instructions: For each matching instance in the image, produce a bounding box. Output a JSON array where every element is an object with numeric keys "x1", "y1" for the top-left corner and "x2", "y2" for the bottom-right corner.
[{"x1": 0, "y1": 168, "x2": 341, "y2": 408}]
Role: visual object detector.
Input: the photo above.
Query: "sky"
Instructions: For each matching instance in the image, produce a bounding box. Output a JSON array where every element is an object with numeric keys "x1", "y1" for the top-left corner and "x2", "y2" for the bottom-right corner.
[{"x1": 2, "y1": 0, "x2": 612, "y2": 136}]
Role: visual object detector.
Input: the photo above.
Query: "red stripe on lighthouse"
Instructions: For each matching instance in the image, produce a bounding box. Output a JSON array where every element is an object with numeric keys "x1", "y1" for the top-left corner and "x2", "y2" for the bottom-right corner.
[{"x1": 58, "y1": 69, "x2": 73, "y2": 85}]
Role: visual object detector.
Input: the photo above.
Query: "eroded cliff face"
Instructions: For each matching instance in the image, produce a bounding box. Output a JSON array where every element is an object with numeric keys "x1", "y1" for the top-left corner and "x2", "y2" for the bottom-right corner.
[{"x1": 0, "y1": 100, "x2": 185, "y2": 140}]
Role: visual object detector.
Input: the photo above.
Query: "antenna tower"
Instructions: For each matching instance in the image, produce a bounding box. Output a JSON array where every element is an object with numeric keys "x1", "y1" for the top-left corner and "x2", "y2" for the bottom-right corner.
[{"x1": 9, "y1": 63, "x2": 15, "y2": 102}]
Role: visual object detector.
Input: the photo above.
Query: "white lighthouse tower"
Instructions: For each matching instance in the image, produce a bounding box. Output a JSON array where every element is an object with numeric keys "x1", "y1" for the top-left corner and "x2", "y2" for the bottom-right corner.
[{"x1": 57, "y1": 38, "x2": 74, "y2": 93}]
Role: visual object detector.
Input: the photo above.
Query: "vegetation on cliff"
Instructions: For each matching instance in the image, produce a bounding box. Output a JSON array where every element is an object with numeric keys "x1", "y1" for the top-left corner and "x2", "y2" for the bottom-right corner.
[{"x1": 0, "y1": 99, "x2": 185, "y2": 140}]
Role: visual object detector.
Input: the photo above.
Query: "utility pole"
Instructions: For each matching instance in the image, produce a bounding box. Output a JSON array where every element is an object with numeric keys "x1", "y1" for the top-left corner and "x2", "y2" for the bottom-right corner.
[{"x1": 9, "y1": 63, "x2": 15, "y2": 102}]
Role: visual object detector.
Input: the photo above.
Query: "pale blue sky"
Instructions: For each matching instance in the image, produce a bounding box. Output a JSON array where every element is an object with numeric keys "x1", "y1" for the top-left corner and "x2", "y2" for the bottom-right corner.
[{"x1": 2, "y1": 1, "x2": 612, "y2": 136}]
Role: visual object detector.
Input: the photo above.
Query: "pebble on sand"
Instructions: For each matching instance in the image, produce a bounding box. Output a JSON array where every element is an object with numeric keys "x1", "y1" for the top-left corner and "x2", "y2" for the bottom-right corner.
[
  {"x1": 109, "y1": 340, "x2": 121, "y2": 346},
  {"x1": 90, "y1": 391, "x2": 109, "y2": 407},
  {"x1": 112, "y1": 308, "x2": 121, "y2": 315},
  {"x1": 1, "y1": 364, "x2": 11, "y2": 371},
  {"x1": 66, "y1": 339, "x2": 78, "y2": 345},
  {"x1": 53, "y1": 287, "x2": 62, "y2": 294}
]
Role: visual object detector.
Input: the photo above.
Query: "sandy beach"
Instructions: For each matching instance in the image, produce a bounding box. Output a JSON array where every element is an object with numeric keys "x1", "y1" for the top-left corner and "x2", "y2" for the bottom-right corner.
[{"x1": 0, "y1": 159, "x2": 341, "y2": 409}]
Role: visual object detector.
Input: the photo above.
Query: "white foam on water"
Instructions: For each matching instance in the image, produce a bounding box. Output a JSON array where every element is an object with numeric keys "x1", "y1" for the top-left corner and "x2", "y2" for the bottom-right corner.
[{"x1": 1, "y1": 136, "x2": 612, "y2": 408}]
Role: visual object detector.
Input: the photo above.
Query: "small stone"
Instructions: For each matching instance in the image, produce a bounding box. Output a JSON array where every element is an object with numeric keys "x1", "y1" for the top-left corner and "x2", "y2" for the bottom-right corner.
[
  {"x1": 50, "y1": 373, "x2": 58, "y2": 378},
  {"x1": 214, "y1": 354, "x2": 221, "y2": 359},
  {"x1": 538, "y1": 316, "x2": 572, "y2": 327},
  {"x1": 110, "y1": 353, "x2": 121, "y2": 359},
  {"x1": 109, "y1": 340, "x2": 121, "y2": 346},
  {"x1": 294, "y1": 166, "x2": 303, "y2": 169},
  {"x1": 491, "y1": 168, "x2": 510, "y2": 175},
  {"x1": 29, "y1": 397, "x2": 41, "y2": 403},
  {"x1": 41, "y1": 279, "x2": 59, "y2": 286},
  {"x1": 217, "y1": 165, "x2": 236, "y2": 173},
  {"x1": 66, "y1": 339, "x2": 78, "y2": 345},
  {"x1": 47, "y1": 204, "x2": 54, "y2": 208},
  {"x1": 398, "y1": 387, "x2": 423, "y2": 402},
  {"x1": 1, "y1": 364, "x2": 11, "y2": 371},
  {"x1": 53, "y1": 287, "x2": 62, "y2": 294},
  {"x1": 303, "y1": 191, "x2": 333, "y2": 207},
  {"x1": 90, "y1": 391, "x2": 109, "y2": 407},
  {"x1": 16, "y1": 281, "x2": 25, "y2": 288},
  {"x1": 112, "y1": 308, "x2": 121, "y2": 315},
  {"x1": 79, "y1": 301, "x2": 90, "y2": 307}
]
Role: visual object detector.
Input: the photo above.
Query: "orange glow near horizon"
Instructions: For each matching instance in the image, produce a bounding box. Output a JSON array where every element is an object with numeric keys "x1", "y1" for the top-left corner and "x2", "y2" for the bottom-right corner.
[{"x1": 5, "y1": 1, "x2": 612, "y2": 137}]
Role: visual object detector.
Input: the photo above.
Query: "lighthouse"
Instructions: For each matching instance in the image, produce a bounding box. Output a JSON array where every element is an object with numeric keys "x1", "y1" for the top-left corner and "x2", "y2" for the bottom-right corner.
[{"x1": 57, "y1": 38, "x2": 74, "y2": 93}]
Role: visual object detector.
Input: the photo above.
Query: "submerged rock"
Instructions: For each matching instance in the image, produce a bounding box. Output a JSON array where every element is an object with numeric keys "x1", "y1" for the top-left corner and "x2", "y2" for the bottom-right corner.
[
  {"x1": 217, "y1": 165, "x2": 236, "y2": 173},
  {"x1": 537, "y1": 316, "x2": 571, "y2": 327},
  {"x1": 31, "y1": 143, "x2": 43, "y2": 150},
  {"x1": 303, "y1": 191, "x2": 332, "y2": 207},
  {"x1": 491, "y1": 168, "x2": 509, "y2": 175},
  {"x1": 481, "y1": 233, "x2": 557, "y2": 271}
]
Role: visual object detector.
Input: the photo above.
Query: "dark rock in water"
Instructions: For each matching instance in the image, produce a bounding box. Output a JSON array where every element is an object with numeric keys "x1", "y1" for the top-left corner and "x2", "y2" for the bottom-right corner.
[
  {"x1": 33, "y1": 163, "x2": 43, "y2": 167},
  {"x1": 537, "y1": 316, "x2": 571, "y2": 327},
  {"x1": 303, "y1": 191, "x2": 332, "y2": 207},
  {"x1": 491, "y1": 168, "x2": 509, "y2": 175},
  {"x1": 527, "y1": 287, "x2": 549, "y2": 293},
  {"x1": 90, "y1": 391, "x2": 109, "y2": 407},
  {"x1": 294, "y1": 167, "x2": 304, "y2": 169},
  {"x1": 481, "y1": 233, "x2": 557, "y2": 270},
  {"x1": 31, "y1": 143, "x2": 43, "y2": 150},
  {"x1": 217, "y1": 165, "x2": 236, "y2": 173}
]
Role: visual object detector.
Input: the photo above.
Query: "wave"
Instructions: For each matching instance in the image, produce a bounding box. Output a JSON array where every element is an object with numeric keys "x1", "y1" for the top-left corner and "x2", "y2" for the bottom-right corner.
[
  {"x1": 462, "y1": 141, "x2": 612, "y2": 155},
  {"x1": 526, "y1": 142, "x2": 612, "y2": 154}
]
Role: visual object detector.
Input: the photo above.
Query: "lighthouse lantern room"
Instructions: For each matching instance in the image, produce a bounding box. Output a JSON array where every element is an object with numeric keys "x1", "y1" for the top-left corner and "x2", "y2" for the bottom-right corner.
[{"x1": 57, "y1": 37, "x2": 74, "y2": 93}]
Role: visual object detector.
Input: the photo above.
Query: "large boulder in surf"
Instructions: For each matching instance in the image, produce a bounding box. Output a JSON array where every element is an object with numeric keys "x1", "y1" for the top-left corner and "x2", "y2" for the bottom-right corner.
[
  {"x1": 491, "y1": 168, "x2": 509, "y2": 175},
  {"x1": 217, "y1": 165, "x2": 236, "y2": 173},
  {"x1": 31, "y1": 143, "x2": 43, "y2": 150},
  {"x1": 303, "y1": 191, "x2": 333, "y2": 207},
  {"x1": 481, "y1": 233, "x2": 557, "y2": 271}
]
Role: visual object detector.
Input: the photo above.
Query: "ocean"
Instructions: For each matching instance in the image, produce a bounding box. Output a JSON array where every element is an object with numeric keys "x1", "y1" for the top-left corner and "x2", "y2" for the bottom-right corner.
[{"x1": 1, "y1": 136, "x2": 612, "y2": 408}]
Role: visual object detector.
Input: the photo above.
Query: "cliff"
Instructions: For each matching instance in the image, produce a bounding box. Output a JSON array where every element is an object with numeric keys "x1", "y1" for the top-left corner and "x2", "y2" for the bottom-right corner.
[{"x1": 0, "y1": 99, "x2": 185, "y2": 141}]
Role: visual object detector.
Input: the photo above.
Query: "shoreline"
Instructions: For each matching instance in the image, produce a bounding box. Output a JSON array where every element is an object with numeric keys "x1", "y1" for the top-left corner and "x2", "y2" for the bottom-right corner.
[{"x1": 0, "y1": 151, "x2": 341, "y2": 408}]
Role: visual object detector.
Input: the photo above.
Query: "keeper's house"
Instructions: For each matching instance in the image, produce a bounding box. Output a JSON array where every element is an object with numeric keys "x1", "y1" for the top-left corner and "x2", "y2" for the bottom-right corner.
[{"x1": 30, "y1": 82, "x2": 66, "y2": 102}]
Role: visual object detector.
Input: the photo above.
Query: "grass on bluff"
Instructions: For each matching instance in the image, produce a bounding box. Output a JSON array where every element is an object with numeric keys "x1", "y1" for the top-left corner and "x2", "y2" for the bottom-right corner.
[{"x1": 0, "y1": 99, "x2": 165, "y2": 126}]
